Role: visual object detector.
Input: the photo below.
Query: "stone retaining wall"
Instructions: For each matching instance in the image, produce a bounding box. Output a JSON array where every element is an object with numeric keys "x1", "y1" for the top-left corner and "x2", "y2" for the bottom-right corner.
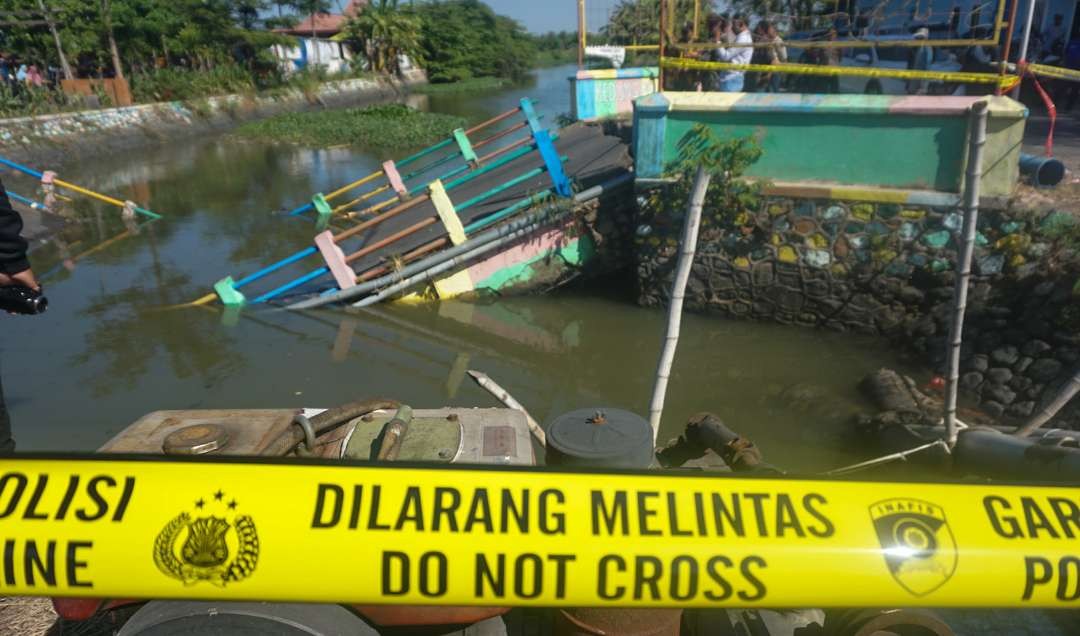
[
  {"x1": 636, "y1": 189, "x2": 1080, "y2": 425},
  {"x1": 0, "y1": 73, "x2": 425, "y2": 167}
]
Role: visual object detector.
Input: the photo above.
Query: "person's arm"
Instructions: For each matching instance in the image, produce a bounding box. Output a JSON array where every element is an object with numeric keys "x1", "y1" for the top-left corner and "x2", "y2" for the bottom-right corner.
[
  {"x1": 714, "y1": 43, "x2": 737, "y2": 62},
  {"x1": 0, "y1": 180, "x2": 37, "y2": 290},
  {"x1": 732, "y1": 32, "x2": 755, "y2": 66}
]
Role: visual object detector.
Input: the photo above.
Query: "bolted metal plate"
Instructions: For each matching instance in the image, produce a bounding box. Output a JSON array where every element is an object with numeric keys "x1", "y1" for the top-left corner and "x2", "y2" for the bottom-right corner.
[{"x1": 162, "y1": 424, "x2": 230, "y2": 455}]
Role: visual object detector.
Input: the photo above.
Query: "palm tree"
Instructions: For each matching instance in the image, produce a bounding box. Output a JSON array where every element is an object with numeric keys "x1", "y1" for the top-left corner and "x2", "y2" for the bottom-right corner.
[{"x1": 344, "y1": 0, "x2": 421, "y2": 76}]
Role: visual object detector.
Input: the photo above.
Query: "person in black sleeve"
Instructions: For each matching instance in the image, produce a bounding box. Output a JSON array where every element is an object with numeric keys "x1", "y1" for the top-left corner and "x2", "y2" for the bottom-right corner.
[{"x1": 0, "y1": 177, "x2": 39, "y2": 453}]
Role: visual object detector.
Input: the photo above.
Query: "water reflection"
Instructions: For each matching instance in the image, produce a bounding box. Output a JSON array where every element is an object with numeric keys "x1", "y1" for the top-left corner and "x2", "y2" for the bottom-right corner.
[{"x1": 1, "y1": 65, "x2": 925, "y2": 472}]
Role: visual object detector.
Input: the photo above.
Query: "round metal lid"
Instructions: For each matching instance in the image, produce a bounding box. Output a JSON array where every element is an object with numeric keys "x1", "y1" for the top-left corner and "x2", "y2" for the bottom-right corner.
[
  {"x1": 162, "y1": 424, "x2": 229, "y2": 455},
  {"x1": 546, "y1": 408, "x2": 653, "y2": 467}
]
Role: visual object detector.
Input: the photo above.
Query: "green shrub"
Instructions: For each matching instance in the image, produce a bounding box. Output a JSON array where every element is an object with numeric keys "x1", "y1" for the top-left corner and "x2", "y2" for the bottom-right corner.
[{"x1": 235, "y1": 103, "x2": 466, "y2": 148}]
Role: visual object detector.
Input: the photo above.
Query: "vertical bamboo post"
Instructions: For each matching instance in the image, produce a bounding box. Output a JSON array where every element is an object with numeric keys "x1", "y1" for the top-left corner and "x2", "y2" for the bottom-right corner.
[
  {"x1": 577, "y1": 0, "x2": 586, "y2": 70},
  {"x1": 944, "y1": 101, "x2": 989, "y2": 446},
  {"x1": 658, "y1": 0, "x2": 668, "y2": 90},
  {"x1": 648, "y1": 165, "x2": 711, "y2": 442},
  {"x1": 692, "y1": 0, "x2": 700, "y2": 40}
]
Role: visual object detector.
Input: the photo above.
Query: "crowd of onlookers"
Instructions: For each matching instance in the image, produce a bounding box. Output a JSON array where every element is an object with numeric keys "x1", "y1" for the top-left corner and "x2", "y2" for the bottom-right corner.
[
  {"x1": 0, "y1": 54, "x2": 50, "y2": 93},
  {"x1": 665, "y1": 11, "x2": 1079, "y2": 108}
]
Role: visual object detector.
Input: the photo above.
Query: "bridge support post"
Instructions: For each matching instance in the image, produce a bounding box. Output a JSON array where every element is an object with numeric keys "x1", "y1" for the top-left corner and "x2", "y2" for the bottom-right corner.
[
  {"x1": 314, "y1": 230, "x2": 357, "y2": 290},
  {"x1": 382, "y1": 160, "x2": 409, "y2": 199}
]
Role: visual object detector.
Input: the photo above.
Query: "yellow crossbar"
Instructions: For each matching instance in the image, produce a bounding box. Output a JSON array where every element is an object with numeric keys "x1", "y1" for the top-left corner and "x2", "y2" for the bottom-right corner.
[{"x1": 661, "y1": 57, "x2": 1019, "y2": 89}]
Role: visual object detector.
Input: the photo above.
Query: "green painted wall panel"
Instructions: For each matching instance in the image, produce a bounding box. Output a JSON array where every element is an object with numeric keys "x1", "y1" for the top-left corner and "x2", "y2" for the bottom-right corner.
[{"x1": 663, "y1": 112, "x2": 966, "y2": 191}]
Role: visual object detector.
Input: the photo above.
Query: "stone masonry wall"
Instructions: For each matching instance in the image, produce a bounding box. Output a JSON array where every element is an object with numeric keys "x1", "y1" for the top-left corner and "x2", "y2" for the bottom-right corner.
[
  {"x1": 636, "y1": 191, "x2": 1080, "y2": 425},
  {"x1": 0, "y1": 73, "x2": 425, "y2": 167}
]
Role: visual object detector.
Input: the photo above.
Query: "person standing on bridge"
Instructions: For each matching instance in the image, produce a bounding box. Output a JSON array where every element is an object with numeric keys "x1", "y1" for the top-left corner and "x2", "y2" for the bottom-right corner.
[
  {"x1": 0, "y1": 177, "x2": 40, "y2": 453},
  {"x1": 710, "y1": 15, "x2": 754, "y2": 92},
  {"x1": 907, "y1": 27, "x2": 933, "y2": 95}
]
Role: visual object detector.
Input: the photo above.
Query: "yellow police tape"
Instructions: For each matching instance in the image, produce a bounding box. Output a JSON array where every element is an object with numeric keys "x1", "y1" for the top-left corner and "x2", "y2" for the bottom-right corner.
[
  {"x1": 662, "y1": 56, "x2": 1021, "y2": 90},
  {"x1": 1026, "y1": 63, "x2": 1080, "y2": 83},
  {"x1": 2, "y1": 455, "x2": 1080, "y2": 607}
]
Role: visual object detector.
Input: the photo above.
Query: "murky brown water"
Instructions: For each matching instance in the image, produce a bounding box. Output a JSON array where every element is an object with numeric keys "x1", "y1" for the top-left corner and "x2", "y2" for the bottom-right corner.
[{"x1": 1, "y1": 66, "x2": 926, "y2": 471}]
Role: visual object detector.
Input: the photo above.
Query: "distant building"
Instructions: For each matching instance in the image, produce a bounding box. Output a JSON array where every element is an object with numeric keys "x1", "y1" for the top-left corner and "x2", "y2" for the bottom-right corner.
[{"x1": 272, "y1": 0, "x2": 367, "y2": 75}]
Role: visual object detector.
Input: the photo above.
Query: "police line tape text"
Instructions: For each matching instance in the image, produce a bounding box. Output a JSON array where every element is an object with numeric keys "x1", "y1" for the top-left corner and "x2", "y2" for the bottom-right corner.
[{"x1": 310, "y1": 484, "x2": 835, "y2": 538}]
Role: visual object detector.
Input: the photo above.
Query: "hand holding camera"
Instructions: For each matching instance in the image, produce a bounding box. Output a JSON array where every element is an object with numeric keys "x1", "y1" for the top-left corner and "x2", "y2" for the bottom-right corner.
[{"x1": 0, "y1": 269, "x2": 46, "y2": 315}]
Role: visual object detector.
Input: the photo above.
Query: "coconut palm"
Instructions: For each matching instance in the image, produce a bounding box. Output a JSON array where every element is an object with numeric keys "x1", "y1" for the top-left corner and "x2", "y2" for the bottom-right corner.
[{"x1": 344, "y1": 0, "x2": 421, "y2": 76}]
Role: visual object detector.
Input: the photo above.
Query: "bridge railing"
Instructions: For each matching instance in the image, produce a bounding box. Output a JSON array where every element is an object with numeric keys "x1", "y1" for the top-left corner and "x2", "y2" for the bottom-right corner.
[{"x1": 204, "y1": 98, "x2": 572, "y2": 308}]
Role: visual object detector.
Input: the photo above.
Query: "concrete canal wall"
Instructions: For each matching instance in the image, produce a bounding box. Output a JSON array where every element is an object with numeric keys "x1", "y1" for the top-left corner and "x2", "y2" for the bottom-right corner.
[
  {"x1": 0, "y1": 73, "x2": 425, "y2": 168},
  {"x1": 633, "y1": 91, "x2": 1080, "y2": 424}
]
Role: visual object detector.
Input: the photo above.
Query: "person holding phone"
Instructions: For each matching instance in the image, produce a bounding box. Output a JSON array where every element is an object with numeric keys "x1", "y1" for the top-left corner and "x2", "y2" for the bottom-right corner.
[{"x1": 0, "y1": 176, "x2": 40, "y2": 453}]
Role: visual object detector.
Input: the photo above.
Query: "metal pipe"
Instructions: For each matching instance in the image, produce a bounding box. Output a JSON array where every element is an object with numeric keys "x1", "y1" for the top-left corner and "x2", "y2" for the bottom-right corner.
[
  {"x1": 252, "y1": 136, "x2": 556, "y2": 304},
  {"x1": 1019, "y1": 152, "x2": 1065, "y2": 186},
  {"x1": 7, "y1": 191, "x2": 49, "y2": 212},
  {"x1": 0, "y1": 155, "x2": 161, "y2": 218},
  {"x1": 1011, "y1": 0, "x2": 1038, "y2": 98},
  {"x1": 291, "y1": 173, "x2": 635, "y2": 310},
  {"x1": 944, "y1": 101, "x2": 989, "y2": 446},
  {"x1": 953, "y1": 428, "x2": 1080, "y2": 481},
  {"x1": 351, "y1": 214, "x2": 563, "y2": 308},
  {"x1": 343, "y1": 160, "x2": 561, "y2": 264},
  {"x1": 286, "y1": 105, "x2": 534, "y2": 218},
  {"x1": 998, "y1": 0, "x2": 1022, "y2": 94},
  {"x1": 333, "y1": 137, "x2": 546, "y2": 244},
  {"x1": 289, "y1": 193, "x2": 554, "y2": 309}
]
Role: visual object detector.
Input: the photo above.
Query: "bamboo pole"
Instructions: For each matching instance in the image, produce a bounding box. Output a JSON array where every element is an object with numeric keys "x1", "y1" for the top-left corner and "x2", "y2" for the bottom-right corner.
[
  {"x1": 467, "y1": 370, "x2": 546, "y2": 445},
  {"x1": 943, "y1": 101, "x2": 989, "y2": 447},
  {"x1": 1013, "y1": 370, "x2": 1080, "y2": 436},
  {"x1": 648, "y1": 165, "x2": 711, "y2": 442},
  {"x1": 577, "y1": 0, "x2": 586, "y2": 70},
  {"x1": 658, "y1": 0, "x2": 668, "y2": 90}
]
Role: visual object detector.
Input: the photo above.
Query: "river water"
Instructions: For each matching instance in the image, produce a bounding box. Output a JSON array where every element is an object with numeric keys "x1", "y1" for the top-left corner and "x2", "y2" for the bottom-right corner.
[{"x1": 1, "y1": 65, "x2": 926, "y2": 471}]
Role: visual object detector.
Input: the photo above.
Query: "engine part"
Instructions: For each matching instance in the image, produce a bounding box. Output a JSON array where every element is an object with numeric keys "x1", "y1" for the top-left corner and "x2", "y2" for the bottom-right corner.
[{"x1": 545, "y1": 407, "x2": 654, "y2": 468}]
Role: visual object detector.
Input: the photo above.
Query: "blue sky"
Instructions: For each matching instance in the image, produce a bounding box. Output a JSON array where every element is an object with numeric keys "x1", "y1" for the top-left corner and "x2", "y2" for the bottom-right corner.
[{"x1": 485, "y1": 0, "x2": 579, "y2": 33}]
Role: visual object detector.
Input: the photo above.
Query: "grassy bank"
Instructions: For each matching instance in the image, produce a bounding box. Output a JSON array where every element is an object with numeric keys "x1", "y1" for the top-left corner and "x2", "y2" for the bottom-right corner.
[{"x1": 235, "y1": 104, "x2": 465, "y2": 148}]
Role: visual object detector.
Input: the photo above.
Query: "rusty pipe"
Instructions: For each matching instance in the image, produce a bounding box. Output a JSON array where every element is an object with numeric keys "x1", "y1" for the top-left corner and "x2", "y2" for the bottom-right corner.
[
  {"x1": 263, "y1": 398, "x2": 399, "y2": 456},
  {"x1": 465, "y1": 106, "x2": 521, "y2": 136},
  {"x1": 375, "y1": 405, "x2": 413, "y2": 461},
  {"x1": 345, "y1": 217, "x2": 437, "y2": 264},
  {"x1": 473, "y1": 120, "x2": 529, "y2": 150}
]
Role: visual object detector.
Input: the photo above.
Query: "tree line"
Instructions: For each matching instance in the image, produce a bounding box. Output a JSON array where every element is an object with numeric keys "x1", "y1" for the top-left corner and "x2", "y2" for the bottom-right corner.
[{"x1": 0, "y1": 0, "x2": 579, "y2": 86}]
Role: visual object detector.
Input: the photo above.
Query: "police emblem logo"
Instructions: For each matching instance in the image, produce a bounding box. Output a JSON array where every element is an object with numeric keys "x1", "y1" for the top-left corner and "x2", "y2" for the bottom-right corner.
[
  {"x1": 869, "y1": 498, "x2": 957, "y2": 596},
  {"x1": 154, "y1": 489, "x2": 259, "y2": 586}
]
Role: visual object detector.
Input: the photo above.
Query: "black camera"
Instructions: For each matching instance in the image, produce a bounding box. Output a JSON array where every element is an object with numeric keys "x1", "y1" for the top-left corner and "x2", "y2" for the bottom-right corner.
[{"x1": 0, "y1": 285, "x2": 47, "y2": 315}]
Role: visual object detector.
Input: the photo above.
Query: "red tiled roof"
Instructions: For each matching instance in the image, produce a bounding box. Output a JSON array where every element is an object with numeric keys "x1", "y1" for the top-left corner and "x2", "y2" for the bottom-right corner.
[{"x1": 275, "y1": 1, "x2": 367, "y2": 37}]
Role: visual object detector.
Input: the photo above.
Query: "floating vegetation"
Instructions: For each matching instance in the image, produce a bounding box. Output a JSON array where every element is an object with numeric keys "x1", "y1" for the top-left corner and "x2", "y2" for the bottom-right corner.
[
  {"x1": 235, "y1": 104, "x2": 466, "y2": 149},
  {"x1": 412, "y1": 77, "x2": 509, "y2": 94}
]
